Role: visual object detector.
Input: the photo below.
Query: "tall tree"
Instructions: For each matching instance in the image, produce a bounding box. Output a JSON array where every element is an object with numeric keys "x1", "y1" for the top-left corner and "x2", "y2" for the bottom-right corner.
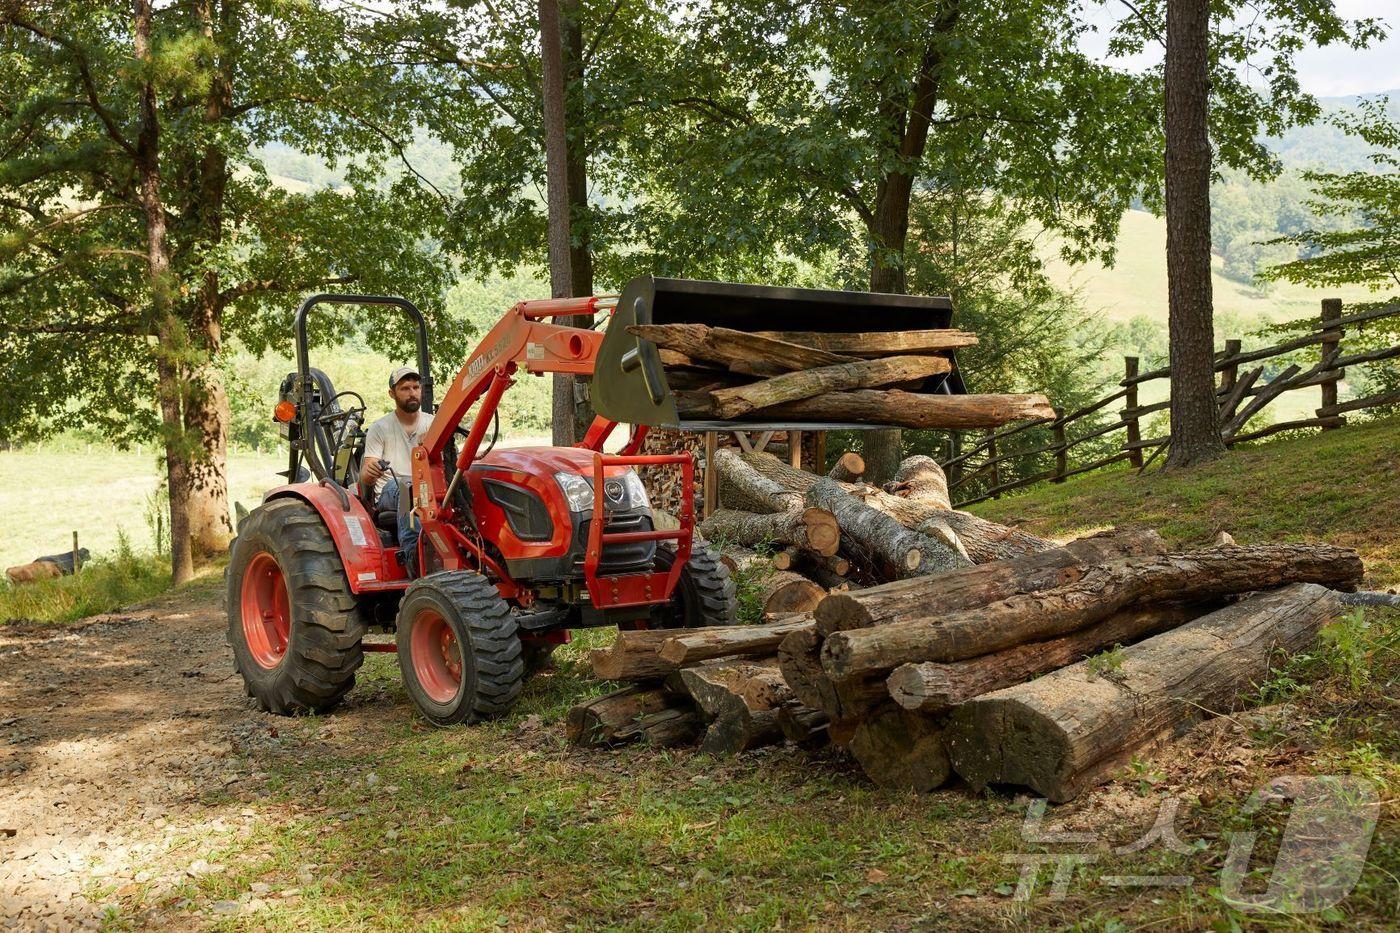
[
  {"x1": 0, "y1": 1, "x2": 452, "y2": 580},
  {"x1": 1162, "y1": 0, "x2": 1223, "y2": 466},
  {"x1": 1109, "y1": 0, "x2": 1384, "y2": 468}
]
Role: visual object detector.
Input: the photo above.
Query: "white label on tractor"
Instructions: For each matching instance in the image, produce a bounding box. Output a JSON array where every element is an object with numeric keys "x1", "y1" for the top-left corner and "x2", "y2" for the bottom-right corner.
[
  {"x1": 344, "y1": 516, "x2": 367, "y2": 547},
  {"x1": 527, "y1": 342, "x2": 545, "y2": 360},
  {"x1": 357, "y1": 571, "x2": 377, "y2": 583}
]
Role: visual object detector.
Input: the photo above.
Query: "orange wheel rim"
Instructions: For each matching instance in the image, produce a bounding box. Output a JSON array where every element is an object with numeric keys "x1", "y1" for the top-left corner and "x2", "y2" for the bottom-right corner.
[
  {"x1": 241, "y1": 552, "x2": 290, "y2": 669},
  {"x1": 411, "y1": 609, "x2": 463, "y2": 704}
]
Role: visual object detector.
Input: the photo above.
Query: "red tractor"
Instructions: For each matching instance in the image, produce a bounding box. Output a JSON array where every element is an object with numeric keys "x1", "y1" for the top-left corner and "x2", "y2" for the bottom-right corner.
[{"x1": 227, "y1": 277, "x2": 961, "y2": 725}]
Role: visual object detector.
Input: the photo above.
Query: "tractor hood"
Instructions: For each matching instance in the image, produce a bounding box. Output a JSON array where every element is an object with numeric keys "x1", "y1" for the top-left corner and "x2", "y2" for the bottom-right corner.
[
  {"x1": 475, "y1": 446, "x2": 633, "y2": 480},
  {"x1": 592, "y1": 276, "x2": 966, "y2": 431}
]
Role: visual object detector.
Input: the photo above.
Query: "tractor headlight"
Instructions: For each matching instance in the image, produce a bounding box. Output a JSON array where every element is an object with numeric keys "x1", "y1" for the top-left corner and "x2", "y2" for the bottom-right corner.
[
  {"x1": 554, "y1": 472, "x2": 595, "y2": 512},
  {"x1": 621, "y1": 470, "x2": 650, "y2": 509}
]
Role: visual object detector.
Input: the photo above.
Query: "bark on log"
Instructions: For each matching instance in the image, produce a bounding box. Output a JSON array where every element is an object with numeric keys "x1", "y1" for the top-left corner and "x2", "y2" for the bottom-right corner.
[
  {"x1": 567, "y1": 685, "x2": 689, "y2": 746},
  {"x1": 806, "y1": 477, "x2": 970, "y2": 577},
  {"x1": 776, "y1": 701, "x2": 830, "y2": 747},
  {"x1": 944, "y1": 584, "x2": 1343, "y2": 801},
  {"x1": 748, "y1": 329, "x2": 979, "y2": 356},
  {"x1": 632, "y1": 708, "x2": 704, "y2": 747},
  {"x1": 658, "y1": 616, "x2": 815, "y2": 666},
  {"x1": 827, "y1": 451, "x2": 865, "y2": 482},
  {"x1": 814, "y1": 528, "x2": 1167, "y2": 636},
  {"x1": 804, "y1": 564, "x2": 853, "y2": 592},
  {"x1": 758, "y1": 570, "x2": 826, "y2": 616},
  {"x1": 848, "y1": 704, "x2": 951, "y2": 792},
  {"x1": 588, "y1": 629, "x2": 676, "y2": 681},
  {"x1": 886, "y1": 603, "x2": 1206, "y2": 714},
  {"x1": 757, "y1": 390, "x2": 1057, "y2": 431},
  {"x1": 707, "y1": 355, "x2": 952, "y2": 418},
  {"x1": 699, "y1": 507, "x2": 840, "y2": 558},
  {"x1": 679, "y1": 659, "x2": 793, "y2": 755},
  {"x1": 771, "y1": 545, "x2": 801, "y2": 571},
  {"x1": 712, "y1": 447, "x2": 807, "y2": 514},
  {"x1": 737, "y1": 451, "x2": 1052, "y2": 563},
  {"x1": 888, "y1": 455, "x2": 951, "y2": 510},
  {"x1": 822, "y1": 544, "x2": 1363, "y2": 683},
  {"x1": 718, "y1": 546, "x2": 767, "y2": 575},
  {"x1": 628, "y1": 323, "x2": 855, "y2": 377}
]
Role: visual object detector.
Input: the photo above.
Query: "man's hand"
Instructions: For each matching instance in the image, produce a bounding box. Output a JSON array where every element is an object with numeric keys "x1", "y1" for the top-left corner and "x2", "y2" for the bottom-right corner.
[{"x1": 361, "y1": 457, "x2": 387, "y2": 488}]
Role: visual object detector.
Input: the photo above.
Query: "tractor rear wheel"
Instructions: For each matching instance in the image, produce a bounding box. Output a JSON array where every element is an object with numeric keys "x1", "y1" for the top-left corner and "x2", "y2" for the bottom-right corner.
[
  {"x1": 648, "y1": 542, "x2": 738, "y2": 629},
  {"x1": 227, "y1": 498, "x2": 365, "y2": 714},
  {"x1": 396, "y1": 571, "x2": 525, "y2": 726}
]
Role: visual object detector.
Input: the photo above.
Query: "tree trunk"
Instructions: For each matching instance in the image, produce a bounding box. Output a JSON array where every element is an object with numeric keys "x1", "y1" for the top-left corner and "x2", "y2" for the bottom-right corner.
[
  {"x1": 886, "y1": 603, "x2": 1205, "y2": 714},
  {"x1": 560, "y1": 0, "x2": 594, "y2": 441},
  {"x1": 629, "y1": 324, "x2": 855, "y2": 375},
  {"x1": 740, "y1": 390, "x2": 1055, "y2": 431},
  {"x1": 821, "y1": 544, "x2": 1363, "y2": 683},
  {"x1": 698, "y1": 507, "x2": 840, "y2": 557},
  {"x1": 827, "y1": 451, "x2": 865, "y2": 482},
  {"x1": 776, "y1": 701, "x2": 829, "y2": 747},
  {"x1": 776, "y1": 626, "x2": 889, "y2": 722},
  {"x1": 814, "y1": 528, "x2": 1165, "y2": 636},
  {"x1": 848, "y1": 703, "x2": 950, "y2": 792},
  {"x1": 588, "y1": 628, "x2": 675, "y2": 681},
  {"x1": 679, "y1": 659, "x2": 792, "y2": 755},
  {"x1": 749, "y1": 330, "x2": 978, "y2": 356},
  {"x1": 706, "y1": 355, "x2": 951, "y2": 418},
  {"x1": 756, "y1": 570, "x2": 826, "y2": 616},
  {"x1": 945, "y1": 584, "x2": 1342, "y2": 801},
  {"x1": 806, "y1": 477, "x2": 970, "y2": 577},
  {"x1": 566, "y1": 684, "x2": 688, "y2": 746},
  {"x1": 657, "y1": 617, "x2": 815, "y2": 666},
  {"x1": 540, "y1": 0, "x2": 578, "y2": 446},
  {"x1": 888, "y1": 455, "x2": 950, "y2": 509},
  {"x1": 134, "y1": 0, "x2": 193, "y2": 585},
  {"x1": 1163, "y1": 0, "x2": 1226, "y2": 467}
]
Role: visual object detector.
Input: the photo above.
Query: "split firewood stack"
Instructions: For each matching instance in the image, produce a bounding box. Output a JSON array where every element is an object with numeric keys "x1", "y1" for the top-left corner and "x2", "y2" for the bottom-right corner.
[
  {"x1": 567, "y1": 443, "x2": 1363, "y2": 801},
  {"x1": 628, "y1": 322, "x2": 1054, "y2": 430}
]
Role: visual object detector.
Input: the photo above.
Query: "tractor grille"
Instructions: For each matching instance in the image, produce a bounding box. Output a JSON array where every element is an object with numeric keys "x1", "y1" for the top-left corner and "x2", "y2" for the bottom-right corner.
[{"x1": 574, "y1": 511, "x2": 656, "y2": 574}]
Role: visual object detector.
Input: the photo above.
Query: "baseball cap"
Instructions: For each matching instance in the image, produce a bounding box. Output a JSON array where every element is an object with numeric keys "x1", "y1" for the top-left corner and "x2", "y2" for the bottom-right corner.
[{"x1": 389, "y1": 366, "x2": 420, "y2": 388}]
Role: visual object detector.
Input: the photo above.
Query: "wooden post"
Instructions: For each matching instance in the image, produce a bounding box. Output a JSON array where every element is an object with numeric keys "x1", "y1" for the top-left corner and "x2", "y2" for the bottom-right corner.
[
  {"x1": 946, "y1": 433, "x2": 963, "y2": 488},
  {"x1": 72, "y1": 531, "x2": 81, "y2": 574},
  {"x1": 702, "y1": 431, "x2": 718, "y2": 517},
  {"x1": 1320, "y1": 298, "x2": 1344, "y2": 429},
  {"x1": 789, "y1": 430, "x2": 804, "y2": 469},
  {"x1": 1123, "y1": 357, "x2": 1143, "y2": 469},
  {"x1": 1052, "y1": 409, "x2": 1067, "y2": 483},
  {"x1": 1218, "y1": 339, "x2": 1242, "y2": 394},
  {"x1": 986, "y1": 432, "x2": 1000, "y2": 499},
  {"x1": 813, "y1": 431, "x2": 827, "y2": 475}
]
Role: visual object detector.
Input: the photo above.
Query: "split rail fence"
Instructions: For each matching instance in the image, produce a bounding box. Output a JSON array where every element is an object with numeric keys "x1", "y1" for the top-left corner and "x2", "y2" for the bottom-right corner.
[{"x1": 941, "y1": 298, "x2": 1400, "y2": 507}]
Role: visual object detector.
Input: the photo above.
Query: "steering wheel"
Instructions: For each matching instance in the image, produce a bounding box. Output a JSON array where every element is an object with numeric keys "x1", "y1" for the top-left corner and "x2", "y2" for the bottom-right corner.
[{"x1": 317, "y1": 390, "x2": 367, "y2": 432}]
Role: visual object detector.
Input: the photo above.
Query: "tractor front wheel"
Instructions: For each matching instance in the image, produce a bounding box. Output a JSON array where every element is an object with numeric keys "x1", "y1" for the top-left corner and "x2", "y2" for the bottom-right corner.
[
  {"x1": 396, "y1": 572, "x2": 525, "y2": 726},
  {"x1": 648, "y1": 542, "x2": 738, "y2": 629},
  {"x1": 227, "y1": 498, "x2": 366, "y2": 714}
]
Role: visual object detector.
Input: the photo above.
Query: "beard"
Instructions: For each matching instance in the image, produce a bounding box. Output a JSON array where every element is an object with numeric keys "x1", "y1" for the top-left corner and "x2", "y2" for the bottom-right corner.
[{"x1": 397, "y1": 398, "x2": 421, "y2": 414}]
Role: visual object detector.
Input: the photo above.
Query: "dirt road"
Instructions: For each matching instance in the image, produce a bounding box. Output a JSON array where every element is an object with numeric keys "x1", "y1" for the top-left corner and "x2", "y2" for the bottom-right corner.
[{"x1": 0, "y1": 579, "x2": 378, "y2": 929}]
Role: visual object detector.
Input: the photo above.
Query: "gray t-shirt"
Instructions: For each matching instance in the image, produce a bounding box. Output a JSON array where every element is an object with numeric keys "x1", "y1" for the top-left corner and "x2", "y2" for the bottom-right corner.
[{"x1": 363, "y1": 410, "x2": 434, "y2": 498}]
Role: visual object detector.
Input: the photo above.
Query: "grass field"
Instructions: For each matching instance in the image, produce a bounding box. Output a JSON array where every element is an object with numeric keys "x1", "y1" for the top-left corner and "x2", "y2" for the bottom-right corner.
[{"x1": 1041, "y1": 208, "x2": 1381, "y2": 326}]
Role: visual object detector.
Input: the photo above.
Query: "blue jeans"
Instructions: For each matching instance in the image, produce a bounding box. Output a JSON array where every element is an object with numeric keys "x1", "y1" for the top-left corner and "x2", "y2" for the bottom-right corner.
[{"x1": 377, "y1": 478, "x2": 419, "y2": 567}]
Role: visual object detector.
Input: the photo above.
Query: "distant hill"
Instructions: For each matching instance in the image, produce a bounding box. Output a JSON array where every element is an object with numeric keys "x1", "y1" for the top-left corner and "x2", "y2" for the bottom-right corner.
[{"x1": 1269, "y1": 91, "x2": 1399, "y2": 172}]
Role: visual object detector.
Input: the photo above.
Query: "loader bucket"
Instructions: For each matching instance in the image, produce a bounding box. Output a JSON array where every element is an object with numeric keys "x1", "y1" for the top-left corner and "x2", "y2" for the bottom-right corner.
[{"x1": 593, "y1": 276, "x2": 966, "y2": 430}]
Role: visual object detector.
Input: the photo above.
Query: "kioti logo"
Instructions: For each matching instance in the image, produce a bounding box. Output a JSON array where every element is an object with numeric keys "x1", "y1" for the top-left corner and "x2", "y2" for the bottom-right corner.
[{"x1": 464, "y1": 332, "x2": 513, "y2": 384}]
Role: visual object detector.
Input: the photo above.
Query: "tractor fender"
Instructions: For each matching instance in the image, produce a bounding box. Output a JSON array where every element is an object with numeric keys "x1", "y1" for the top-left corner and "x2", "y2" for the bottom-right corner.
[{"x1": 263, "y1": 483, "x2": 410, "y2": 593}]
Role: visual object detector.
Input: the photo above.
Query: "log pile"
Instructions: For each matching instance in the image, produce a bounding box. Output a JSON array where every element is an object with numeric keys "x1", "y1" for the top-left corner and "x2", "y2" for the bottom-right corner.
[
  {"x1": 628, "y1": 322, "x2": 1054, "y2": 431},
  {"x1": 567, "y1": 527, "x2": 1361, "y2": 802}
]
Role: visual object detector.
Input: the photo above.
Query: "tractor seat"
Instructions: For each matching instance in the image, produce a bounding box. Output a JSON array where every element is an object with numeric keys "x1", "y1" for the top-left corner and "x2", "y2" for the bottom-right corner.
[{"x1": 373, "y1": 509, "x2": 398, "y2": 533}]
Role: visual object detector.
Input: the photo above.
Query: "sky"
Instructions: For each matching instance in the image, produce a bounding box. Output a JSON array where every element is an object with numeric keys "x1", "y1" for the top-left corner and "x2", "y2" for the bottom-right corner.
[{"x1": 1079, "y1": 0, "x2": 1400, "y2": 97}]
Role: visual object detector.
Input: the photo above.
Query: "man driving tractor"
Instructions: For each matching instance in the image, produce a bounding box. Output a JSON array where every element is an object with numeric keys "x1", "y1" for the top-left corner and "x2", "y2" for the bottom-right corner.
[{"x1": 360, "y1": 366, "x2": 432, "y2": 573}]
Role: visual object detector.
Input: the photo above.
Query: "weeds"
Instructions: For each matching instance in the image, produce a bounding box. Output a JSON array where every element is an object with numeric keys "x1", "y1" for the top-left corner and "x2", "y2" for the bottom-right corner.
[
  {"x1": 1086, "y1": 644, "x2": 1127, "y2": 682},
  {"x1": 0, "y1": 532, "x2": 170, "y2": 624}
]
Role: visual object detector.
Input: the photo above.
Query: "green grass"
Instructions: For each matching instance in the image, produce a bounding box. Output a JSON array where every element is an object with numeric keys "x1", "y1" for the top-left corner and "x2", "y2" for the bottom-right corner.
[
  {"x1": 972, "y1": 414, "x2": 1400, "y2": 587},
  {"x1": 0, "y1": 534, "x2": 170, "y2": 624}
]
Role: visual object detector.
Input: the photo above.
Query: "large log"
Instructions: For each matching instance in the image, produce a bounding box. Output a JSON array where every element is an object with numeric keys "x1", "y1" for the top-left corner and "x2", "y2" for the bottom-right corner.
[
  {"x1": 658, "y1": 616, "x2": 815, "y2": 666},
  {"x1": 737, "y1": 451, "x2": 1052, "y2": 563},
  {"x1": 806, "y1": 477, "x2": 970, "y2": 578},
  {"x1": 822, "y1": 544, "x2": 1364, "y2": 683},
  {"x1": 756, "y1": 570, "x2": 826, "y2": 616},
  {"x1": 944, "y1": 584, "x2": 1343, "y2": 802},
  {"x1": 748, "y1": 329, "x2": 979, "y2": 356},
  {"x1": 679, "y1": 659, "x2": 793, "y2": 755},
  {"x1": 776, "y1": 701, "x2": 830, "y2": 747},
  {"x1": 628, "y1": 323, "x2": 855, "y2": 377},
  {"x1": 775, "y1": 626, "x2": 889, "y2": 721},
  {"x1": 699, "y1": 507, "x2": 840, "y2": 558},
  {"x1": 567, "y1": 685, "x2": 695, "y2": 746},
  {"x1": 888, "y1": 455, "x2": 951, "y2": 510},
  {"x1": 848, "y1": 704, "x2": 951, "y2": 792},
  {"x1": 755, "y1": 390, "x2": 1056, "y2": 431},
  {"x1": 814, "y1": 528, "x2": 1165, "y2": 636},
  {"x1": 712, "y1": 447, "x2": 807, "y2": 514},
  {"x1": 886, "y1": 603, "x2": 1205, "y2": 714},
  {"x1": 588, "y1": 629, "x2": 676, "y2": 681},
  {"x1": 706, "y1": 355, "x2": 952, "y2": 419}
]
